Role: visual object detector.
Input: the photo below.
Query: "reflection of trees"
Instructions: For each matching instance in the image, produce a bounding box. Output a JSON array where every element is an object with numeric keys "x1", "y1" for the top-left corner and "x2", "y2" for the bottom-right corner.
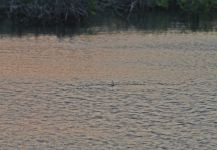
[{"x1": 0, "y1": 12, "x2": 216, "y2": 37}]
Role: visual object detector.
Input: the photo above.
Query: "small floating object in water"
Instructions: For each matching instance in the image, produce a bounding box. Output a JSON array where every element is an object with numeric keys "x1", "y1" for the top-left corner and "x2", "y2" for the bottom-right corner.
[{"x1": 111, "y1": 80, "x2": 115, "y2": 87}]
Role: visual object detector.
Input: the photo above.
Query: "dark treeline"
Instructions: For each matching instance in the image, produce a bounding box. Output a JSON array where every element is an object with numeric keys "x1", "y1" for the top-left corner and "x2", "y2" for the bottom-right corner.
[{"x1": 0, "y1": 0, "x2": 217, "y2": 24}]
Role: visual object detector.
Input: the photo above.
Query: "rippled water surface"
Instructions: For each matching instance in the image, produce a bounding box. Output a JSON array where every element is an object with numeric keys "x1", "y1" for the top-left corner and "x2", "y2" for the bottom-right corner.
[{"x1": 0, "y1": 31, "x2": 217, "y2": 149}]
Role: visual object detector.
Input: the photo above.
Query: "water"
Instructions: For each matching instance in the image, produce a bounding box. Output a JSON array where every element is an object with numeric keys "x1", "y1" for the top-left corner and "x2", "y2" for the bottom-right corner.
[{"x1": 0, "y1": 17, "x2": 217, "y2": 149}]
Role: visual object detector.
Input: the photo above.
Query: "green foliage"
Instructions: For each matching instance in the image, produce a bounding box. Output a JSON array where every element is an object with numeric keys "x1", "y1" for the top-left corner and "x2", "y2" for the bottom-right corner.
[
  {"x1": 177, "y1": 0, "x2": 217, "y2": 13},
  {"x1": 88, "y1": 0, "x2": 97, "y2": 15},
  {"x1": 0, "y1": 0, "x2": 217, "y2": 23},
  {"x1": 156, "y1": 0, "x2": 170, "y2": 8}
]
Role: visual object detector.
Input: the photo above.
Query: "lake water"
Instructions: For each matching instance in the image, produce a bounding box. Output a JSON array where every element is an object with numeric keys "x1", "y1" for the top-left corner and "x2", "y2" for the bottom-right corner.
[{"x1": 0, "y1": 17, "x2": 217, "y2": 149}]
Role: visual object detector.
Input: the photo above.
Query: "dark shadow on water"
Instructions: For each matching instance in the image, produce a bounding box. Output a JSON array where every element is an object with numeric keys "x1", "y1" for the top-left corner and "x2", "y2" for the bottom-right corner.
[{"x1": 0, "y1": 12, "x2": 217, "y2": 38}]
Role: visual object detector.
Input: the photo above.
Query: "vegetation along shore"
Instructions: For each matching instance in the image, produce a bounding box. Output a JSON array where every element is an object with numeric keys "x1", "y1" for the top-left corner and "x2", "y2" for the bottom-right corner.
[{"x1": 0, "y1": 0, "x2": 217, "y2": 24}]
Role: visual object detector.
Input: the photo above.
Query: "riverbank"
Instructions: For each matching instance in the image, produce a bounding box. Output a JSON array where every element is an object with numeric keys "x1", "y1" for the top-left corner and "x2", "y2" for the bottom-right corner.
[
  {"x1": 0, "y1": 0, "x2": 217, "y2": 25},
  {"x1": 1, "y1": 12, "x2": 217, "y2": 37}
]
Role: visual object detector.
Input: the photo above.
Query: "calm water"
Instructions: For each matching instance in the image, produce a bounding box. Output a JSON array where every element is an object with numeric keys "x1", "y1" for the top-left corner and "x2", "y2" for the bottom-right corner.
[{"x1": 0, "y1": 18, "x2": 217, "y2": 149}]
